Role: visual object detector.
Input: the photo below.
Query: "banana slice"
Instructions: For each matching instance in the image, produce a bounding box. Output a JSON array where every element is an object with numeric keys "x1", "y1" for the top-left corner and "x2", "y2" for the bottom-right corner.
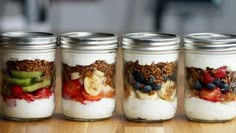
[
  {"x1": 157, "y1": 80, "x2": 176, "y2": 101},
  {"x1": 84, "y1": 75, "x2": 102, "y2": 96},
  {"x1": 103, "y1": 85, "x2": 113, "y2": 92},
  {"x1": 71, "y1": 72, "x2": 81, "y2": 80},
  {"x1": 93, "y1": 70, "x2": 105, "y2": 78},
  {"x1": 136, "y1": 90, "x2": 158, "y2": 100}
]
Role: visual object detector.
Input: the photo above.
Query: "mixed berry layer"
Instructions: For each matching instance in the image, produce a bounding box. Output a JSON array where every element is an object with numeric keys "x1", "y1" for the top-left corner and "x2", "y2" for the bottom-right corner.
[
  {"x1": 186, "y1": 66, "x2": 236, "y2": 102},
  {"x1": 124, "y1": 61, "x2": 177, "y2": 101}
]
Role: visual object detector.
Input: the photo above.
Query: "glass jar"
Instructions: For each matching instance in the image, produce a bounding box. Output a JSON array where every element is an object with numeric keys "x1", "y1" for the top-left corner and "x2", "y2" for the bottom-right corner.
[
  {"x1": 0, "y1": 32, "x2": 57, "y2": 121},
  {"x1": 60, "y1": 32, "x2": 118, "y2": 121},
  {"x1": 184, "y1": 33, "x2": 236, "y2": 122},
  {"x1": 122, "y1": 33, "x2": 180, "y2": 122}
]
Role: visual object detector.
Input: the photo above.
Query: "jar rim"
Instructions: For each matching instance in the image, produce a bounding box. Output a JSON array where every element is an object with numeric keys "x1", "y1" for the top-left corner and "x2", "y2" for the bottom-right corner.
[
  {"x1": 184, "y1": 33, "x2": 236, "y2": 51},
  {"x1": 121, "y1": 32, "x2": 180, "y2": 51},
  {"x1": 0, "y1": 31, "x2": 57, "y2": 49},
  {"x1": 60, "y1": 32, "x2": 118, "y2": 51}
]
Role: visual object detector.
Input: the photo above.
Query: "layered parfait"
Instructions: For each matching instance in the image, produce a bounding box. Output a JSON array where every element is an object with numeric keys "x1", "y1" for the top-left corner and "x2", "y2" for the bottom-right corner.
[
  {"x1": 62, "y1": 60, "x2": 116, "y2": 120},
  {"x1": 123, "y1": 60, "x2": 178, "y2": 121},
  {"x1": 185, "y1": 65, "x2": 236, "y2": 121},
  {"x1": 1, "y1": 59, "x2": 55, "y2": 120}
]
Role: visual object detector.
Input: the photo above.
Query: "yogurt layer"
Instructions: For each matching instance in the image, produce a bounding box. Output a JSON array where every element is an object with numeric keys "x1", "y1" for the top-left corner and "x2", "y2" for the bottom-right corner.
[
  {"x1": 185, "y1": 97, "x2": 236, "y2": 121},
  {"x1": 124, "y1": 52, "x2": 178, "y2": 65},
  {"x1": 185, "y1": 52, "x2": 236, "y2": 70},
  {"x1": 123, "y1": 97, "x2": 177, "y2": 121},
  {"x1": 62, "y1": 51, "x2": 116, "y2": 66},
  {"x1": 62, "y1": 98, "x2": 115, "y2": 119},
  {"x1": 1, "y1": 95, "x2": 55, "y2": 119}
]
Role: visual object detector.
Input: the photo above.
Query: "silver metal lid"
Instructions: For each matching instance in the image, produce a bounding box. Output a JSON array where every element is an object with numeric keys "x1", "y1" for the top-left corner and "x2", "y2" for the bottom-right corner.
[
  {"x1": 0, "y1": 31, "x2": 57, "y2": 49},
  {"x1": 122, "y1": 32, "x2": 180, "y2": 51},
  {"x1": 60, "y1": 32, "x2": 118, "y2": 50},
  {"x1": 184, "y1": 33, "x2": 236, "y2": 51}
]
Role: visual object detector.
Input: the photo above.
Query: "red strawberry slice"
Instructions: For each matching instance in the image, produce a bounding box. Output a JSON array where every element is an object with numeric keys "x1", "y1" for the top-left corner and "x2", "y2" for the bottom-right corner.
[
  {"x1": 214, "y1": 66, "x2": 227, "y2": 78},
  {"x1": 63, "y1": 80, "x2": 82, "y2": 98},
  {"x1": 23, "y1": 93, "x2": 35, "y2": 102},
  {"x1": 11, "y1": 85, "x2": 24, "y2": 97},
  {"x1": 34, "y1": 87, "x2": 52, "y2": 99},
  {"x1": 81, "y1": 89, "x2": 103, "y2": 101},
  {"x1": 200, "y1": 87, "x2": 221, "y2": 102},
  {"x1": 201, "y1": 73, "x2": 214, "y2": 84}
]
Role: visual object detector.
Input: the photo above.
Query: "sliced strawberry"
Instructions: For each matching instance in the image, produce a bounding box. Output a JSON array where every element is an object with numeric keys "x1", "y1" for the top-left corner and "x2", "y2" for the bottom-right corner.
[
  {"x1": 34, "y1": 87, "x2": 53, "y2": 99},
  {"x1": 201, "y1": 73, "x2": 214, "y2": 84},
  {"x1": 72, "y1": 93, "x2": 85, "y2": 104},
  {"x1": 22, "y1": 93, "x2": 35, "y2": 102},
  {"x1": 82, "y1": 88, "x2": 103, "y2": 101},
  {"x1": 214, "y1": 66, "x2": 227, "y2": 78},
  {"x1": 63, "y1": 80, "x2": 82, "y2": 98},
  {"x1": 200, "y1": 87, "x2": 221, "y2": 102},
  {"x1": 11, "y1": 85, "x2": 24, "y2": 97}
]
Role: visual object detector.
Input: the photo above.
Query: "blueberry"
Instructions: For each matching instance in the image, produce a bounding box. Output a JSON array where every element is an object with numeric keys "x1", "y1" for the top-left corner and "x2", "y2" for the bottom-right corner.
[
  {"x1": 133, "y1": 71, "x2": 145, "y2": 83},
  {"x1": 133, "y1": 82, "x2": 141, "y2": 90},
  {"x1": 147, "y1": 75, "x2": 155, "y2": 84},
  {"x1": 152, "y1": 83, "x2": 162, "y2": 91},
  {"x1": 219, "y1": 82, "x2": 229, "y2": 90},
  {"x1": 206, "y1": 83, "x2": 216, "y2": 90},
  {"x1": 213, "y1": 78, "x2": 221, "y2": 86},
  {"x1": 142, "y1": 85, "x2": 152, "y2": 93},
  {"x1": 193, "y1": 80, "x2": 202, "y2": 90}
]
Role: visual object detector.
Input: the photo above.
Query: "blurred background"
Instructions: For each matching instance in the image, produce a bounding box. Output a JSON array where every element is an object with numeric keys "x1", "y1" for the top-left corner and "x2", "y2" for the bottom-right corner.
[{"x1": 0, "y1": 0, "x2": 235, "y2": 35}]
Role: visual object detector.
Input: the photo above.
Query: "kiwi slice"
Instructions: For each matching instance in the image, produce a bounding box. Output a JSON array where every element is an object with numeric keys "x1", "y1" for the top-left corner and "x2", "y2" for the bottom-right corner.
[
  {"x1": 33, "y1": 77, "x2": 44, "y2": 82},
  {"x1": 22, "y1": 80, "x2": 51, "y2": 92},
  {"x1": 10, "y1": 70, "x2": 43, "y2": 79},
  {"x1": 6, "y1": 76, "x2": 32, "y2": 86}
]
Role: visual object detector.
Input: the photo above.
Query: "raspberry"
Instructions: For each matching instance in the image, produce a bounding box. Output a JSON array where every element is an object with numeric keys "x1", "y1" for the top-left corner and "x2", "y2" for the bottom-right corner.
[
  {"x1": 214, "y1": 66, "x2": 226, "y2": 78},
  {"x1": 202, "y1": 73, "x2": 214, "y2": 84},
  {"x1": 11, "y1": 86, "x2": 24, "y2": 96}
]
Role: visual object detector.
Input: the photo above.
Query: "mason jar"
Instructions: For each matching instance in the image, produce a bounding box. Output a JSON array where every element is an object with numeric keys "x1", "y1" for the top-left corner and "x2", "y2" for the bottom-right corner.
[
  {"x1": 122, "y1": 33, "x2": 180, "y2": 122},
  {"x1": 0, "y1": 32, "x2": 57, "y2": 121},
  {"x1": 184, "y1": 33, "x2": 236, "y2": 122},
  {"x1": 60, "y1": 32, "x2": 118, "y2": 121}
]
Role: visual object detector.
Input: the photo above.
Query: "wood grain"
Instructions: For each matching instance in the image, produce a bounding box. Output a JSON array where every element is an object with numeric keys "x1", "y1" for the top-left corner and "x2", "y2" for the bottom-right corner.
[{"x1": 1, "y1": 48, "x2": 236, "y2": 133}]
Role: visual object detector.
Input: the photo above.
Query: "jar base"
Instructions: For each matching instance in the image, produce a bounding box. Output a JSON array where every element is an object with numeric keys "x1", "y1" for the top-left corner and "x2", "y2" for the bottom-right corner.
[
  {"x1": 187, "y1": 117, "x2": 233, "y2": 123},
  {"x1": 126, "y1": 117, "x2": 173, "y2": 122},
  {"x1": 63, "y1": 115, "x2": 112, "y2": 122},
  {"x1": 2, "y1": 115, "x2": 51, "y2": 122}
]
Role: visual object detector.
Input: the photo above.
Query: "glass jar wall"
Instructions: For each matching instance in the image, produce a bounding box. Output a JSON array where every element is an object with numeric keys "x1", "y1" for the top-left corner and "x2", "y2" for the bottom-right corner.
[
  {"x1": 0, "y1": 32, "x2": 57, "y2": 121},
  {"x1": 122, "y1": 33, "x2": 180, "y2": 122},
  {"x1": 60, "y1": 32, "x2": 118, "y2": 121},
  {"x1": 184, "y1": 33, "x2": 236, "y2": 122}
]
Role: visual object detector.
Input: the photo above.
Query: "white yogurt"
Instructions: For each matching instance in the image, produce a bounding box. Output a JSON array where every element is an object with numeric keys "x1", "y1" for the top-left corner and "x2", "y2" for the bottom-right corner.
[
  {"x1": 185, "y1": 97, "x2": 236, "y2": 121},
  {"x1": 1, "y1": 49, "x2": 56, "y2": 62},
  {"x1": 1, "y1": 95, "x2": 55, "y2": 119},
  {"x1": 124, "y1": 51, "x2": 178, "y2": 65},
  {"x1": 62, "y1": 98, "x2": 115, "y2": 119},
  {"x1": 62, "y1": 50, "x2": 116, "y2": 66},
  {"x1": 185, "y1": 52, "x2": 236, "y2": 70},
  {"x1": 123, "y1": 97, "x2": 177, "y2": 121}
]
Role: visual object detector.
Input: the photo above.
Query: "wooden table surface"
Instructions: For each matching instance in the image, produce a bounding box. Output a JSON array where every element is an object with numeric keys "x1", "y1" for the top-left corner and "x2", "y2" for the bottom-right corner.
[{"x1": 1, "y1": 48, "x2": 236, "y2": 133}]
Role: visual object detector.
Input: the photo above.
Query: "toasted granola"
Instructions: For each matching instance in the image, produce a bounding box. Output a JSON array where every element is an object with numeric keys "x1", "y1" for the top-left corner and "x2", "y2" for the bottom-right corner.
[{"x1": 63, "y1": 60, "x2": 115, "y2": 87}]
